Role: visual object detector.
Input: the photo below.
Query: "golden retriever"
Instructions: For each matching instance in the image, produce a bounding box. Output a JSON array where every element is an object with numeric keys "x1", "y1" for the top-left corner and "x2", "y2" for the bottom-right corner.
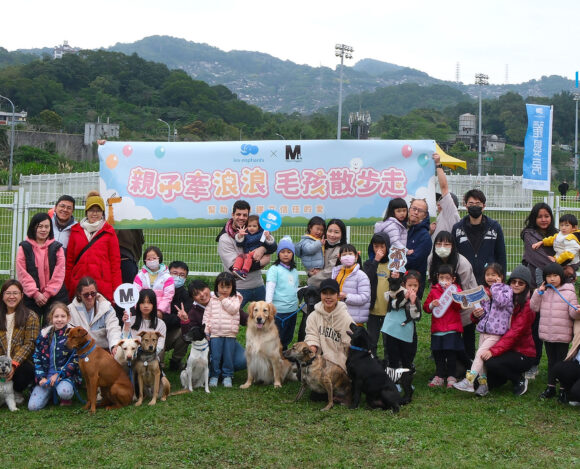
[{"x1": 240, "y1": 301, "x2": 295, "y2": 389}]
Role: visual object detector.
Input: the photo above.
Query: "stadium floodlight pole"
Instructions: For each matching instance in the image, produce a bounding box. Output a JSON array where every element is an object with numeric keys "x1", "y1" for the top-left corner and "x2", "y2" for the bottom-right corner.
[
  {"x1": 575, "y1": 93, "x2": 580, "y2": 189},
  {"x1": 0, "y1": 94, "x2": 15, "y2": 190},
  {"x1": 157, "y1": 118, "x2": 170, "y2": 142},
  {"x1": 335, "y1": 44, "x2": 353, "y2": 140},
  {"x1": 475, "y1": 73, "x2": 489, "y2": 176}
]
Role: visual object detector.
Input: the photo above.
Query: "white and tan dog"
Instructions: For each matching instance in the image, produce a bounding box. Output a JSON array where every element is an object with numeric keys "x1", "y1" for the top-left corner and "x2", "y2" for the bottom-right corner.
[
  {"x1": 180, "y1": 337, "x2": 210, "y2": 393},
  {"x1": 0, "y1": 355, "x2": 18, "y2": 411},
  {"x1": 240, "y1": 301, "x2": 295, "y2": 389},
  {"x1": 114, "y1": 337, "x2": 141, "y2": 378}
]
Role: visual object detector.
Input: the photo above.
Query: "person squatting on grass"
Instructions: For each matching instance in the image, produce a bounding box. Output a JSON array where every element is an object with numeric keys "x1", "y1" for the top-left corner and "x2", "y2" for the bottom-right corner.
[
  {"x1": 29, "y1": 302, "x2": 80, "y2": 410},
  {"x1": 204, "y1": 272, "x2": 243, "y2": 388},
  {"x1": 265, "y1": 237, "x2": 299, "y2": 351},
  {"x1": 123, "y1": 289, "x2": 167, "y2": 354},
  {"x1": 530, "y1": 262, "x2": 580, "y2": 400}
]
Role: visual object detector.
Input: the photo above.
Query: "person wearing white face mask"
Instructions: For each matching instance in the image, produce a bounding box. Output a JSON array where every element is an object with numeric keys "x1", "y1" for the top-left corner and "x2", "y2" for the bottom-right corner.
[
  {"x1": 134, "y1": 246, "x2": 175, "y2": 317},
  {"x1": 427, "y1": 231, "x2": 478, "y2": 362},
  {"x1": 331, "y1": 244, "x2": 371, "y2": 325}
]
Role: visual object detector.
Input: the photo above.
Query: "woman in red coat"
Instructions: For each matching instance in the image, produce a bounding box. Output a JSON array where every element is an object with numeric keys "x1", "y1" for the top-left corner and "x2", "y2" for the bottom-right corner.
[{"x1": 65, "y1": 191, "x2": 122, "y2": 303}]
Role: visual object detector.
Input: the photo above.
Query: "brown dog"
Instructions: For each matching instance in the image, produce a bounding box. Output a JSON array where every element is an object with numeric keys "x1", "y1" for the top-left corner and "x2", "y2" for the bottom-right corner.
[
  {"x1": 283, "y1": 342, "x2": 352, "y2": 411},
  {"x1": 133, "y1": 331, "x2": 170, "y2": 406},
  {"x1": 240, "y1": 301, "x2": 295, "y2": 389},
  {"x1": 66, "y1": 326, "x2": 133, "y2": 413}
]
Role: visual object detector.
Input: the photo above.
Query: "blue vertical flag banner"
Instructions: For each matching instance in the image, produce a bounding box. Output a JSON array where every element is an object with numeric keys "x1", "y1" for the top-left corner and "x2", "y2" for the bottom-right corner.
[
  {"x1": 522, "y1": 104, "x2": 553, "y2": 191},
  {"x1": 99, "y1": 139, "x2": 436, "y2": 228}
]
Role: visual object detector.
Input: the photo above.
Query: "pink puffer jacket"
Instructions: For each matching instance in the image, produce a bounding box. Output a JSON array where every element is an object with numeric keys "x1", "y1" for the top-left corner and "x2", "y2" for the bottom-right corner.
[
  {"x1": 203, "y1": 293, "x2": 242, "y2": 338},
  {"x1": 530, "y1": 283, "x2": 580, "y2": 343}
]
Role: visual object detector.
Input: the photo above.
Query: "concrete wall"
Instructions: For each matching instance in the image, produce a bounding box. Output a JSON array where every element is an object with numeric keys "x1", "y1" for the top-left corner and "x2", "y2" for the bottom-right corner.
[{"x1": 10, "y1": 130, "x2": 97, "y2": 161}]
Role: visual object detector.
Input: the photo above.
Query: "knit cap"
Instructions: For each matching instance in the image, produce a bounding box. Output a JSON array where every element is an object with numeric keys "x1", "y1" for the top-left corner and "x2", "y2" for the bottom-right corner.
[
  {"x1": 509, "y1": 264, "x2": 532, "y2": 286},
  {"x1": 277, "y1": 236, "x2": 295, "y2": 255}
]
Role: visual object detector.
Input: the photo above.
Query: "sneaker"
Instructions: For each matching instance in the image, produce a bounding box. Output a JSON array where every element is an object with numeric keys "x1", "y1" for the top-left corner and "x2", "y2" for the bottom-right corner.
[
  {"x1": 223, "y1": 377, "x2": 233, "y2": 388},
  {"x1": 233, "y1": 270, "x2": 245, "y2": 280},
  {"x1": 60, "y1": 399, "x2": 72, "y2": 406},
  {"x1": 446, "y1": 377, "x2": 457, "y2": 389},
  {"x1": 513, "y1": 376, "x2": 528, "y2": 396},
  {"x1": 428, "y1": 376, "x2": 444, "y2": 388},
  {"x1": 209, "y1": 377, "x2": 218, "y2": 387},
  {"x1": 569, "y1": 401, "x2": 580, "y2": 407},
  {"x1": 385, "y1": 367, "x2": 410, "y2": 383},
  {"x1": 453, "y1": 377, "x2": 475, "y2": 393},
  {"x1": 524, "y1": 365, "x2": 539, "y2": 380},
  {"x1": 539, "y1": 385, "x2": 557, "y2": 399},
  {"x1": 239, "y1": 270, "x2": 248, "y2": 279},
  {"x1": 474, "y1": 384, "x2": 489, "y2": 397},
  {"x1": 14, "y1": 391, "x2": 25, "y2": 406}
]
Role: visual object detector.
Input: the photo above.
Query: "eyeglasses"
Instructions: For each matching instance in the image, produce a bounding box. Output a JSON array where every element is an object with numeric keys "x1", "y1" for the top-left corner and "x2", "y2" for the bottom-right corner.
[
  {"x1": 409, "y1": 207, "x2": 426, "y2": 214},
  {"x1": 3, "y1": 291, "x2": 21, "y2": 297},
  {"x1": 82, "y1": 291, "x2": 97, "y2": 299},
  {"x1": 510, "y1": 279, "x2": 527, "y2": 286}
]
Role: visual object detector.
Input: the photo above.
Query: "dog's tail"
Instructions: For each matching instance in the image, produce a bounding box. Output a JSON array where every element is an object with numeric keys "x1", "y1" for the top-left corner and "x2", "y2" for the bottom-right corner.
[{"x1": 169, "y1": 389, "x2": 191, "y2": 396}]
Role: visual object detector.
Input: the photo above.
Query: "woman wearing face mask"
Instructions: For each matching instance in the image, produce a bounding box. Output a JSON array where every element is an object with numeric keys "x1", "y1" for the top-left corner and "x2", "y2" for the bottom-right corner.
[
  {"x1": 307, "y1": 219, "x2": 347, "y2": 289},
  {"x1": 331, "y1": 244, "x2": 371, "y2": 325},
  {"x1": 427, "y1": 231, "x2": 478, "y2": 362},
  {"x1": 134, "y1": 246, "x2": 175, "y2": 317},
  {"x1": 65, "y1": 191, "x2": 122, "y2": 304}
]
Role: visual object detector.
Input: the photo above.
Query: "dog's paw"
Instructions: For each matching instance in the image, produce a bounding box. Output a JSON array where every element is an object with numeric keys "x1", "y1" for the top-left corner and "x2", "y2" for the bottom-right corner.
[
  {"x1": 239, "y1": 382, "x2": 251, "y2": 389},
  {"x1": 134, "y1": 400, "x2": 143, "y2": 407},
  {"x1": 148, "y1": 400, "x2": 157, "y2": 406},
  {"x1": 273, "y1": 382, "x2": 282, "y2": 389}
]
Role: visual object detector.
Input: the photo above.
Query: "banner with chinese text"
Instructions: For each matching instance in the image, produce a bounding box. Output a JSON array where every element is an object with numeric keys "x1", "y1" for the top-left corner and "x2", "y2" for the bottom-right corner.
[
  {"x1": 99, "y1": 140, "x2": 436, "y2": 228},
  {"x1": 522, "y1": 104, "x2": 553, "y2": 191}
]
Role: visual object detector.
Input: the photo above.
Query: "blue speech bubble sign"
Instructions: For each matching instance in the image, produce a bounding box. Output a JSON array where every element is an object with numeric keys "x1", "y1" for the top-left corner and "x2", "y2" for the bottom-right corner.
[{"x1": 259, "y1": 210, "x2": 282, "y2": 231}]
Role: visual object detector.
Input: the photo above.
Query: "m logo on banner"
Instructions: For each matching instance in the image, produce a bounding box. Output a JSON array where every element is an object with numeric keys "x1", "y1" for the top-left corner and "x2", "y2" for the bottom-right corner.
[{"x1": 285, "y1": 145, "x2": 301, "y2": 161}]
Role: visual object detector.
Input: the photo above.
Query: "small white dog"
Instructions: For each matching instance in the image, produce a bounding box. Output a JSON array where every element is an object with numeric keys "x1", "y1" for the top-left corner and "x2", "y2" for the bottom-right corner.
[
  {"x1": 114, "y1": 338, "x2": 141, "y2": 377},
  {"x1": 180, "y1": 338, "x2": 210, "y2": 394},
  {"x1": 0, "y1": 355, "x2": 18, "y2": 411}
]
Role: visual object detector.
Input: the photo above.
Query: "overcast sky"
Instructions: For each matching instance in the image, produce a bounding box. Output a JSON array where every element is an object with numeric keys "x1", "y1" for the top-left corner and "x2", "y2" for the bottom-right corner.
[{"x1": 4, "y1": 0, "x2": 577, "y2": 86}]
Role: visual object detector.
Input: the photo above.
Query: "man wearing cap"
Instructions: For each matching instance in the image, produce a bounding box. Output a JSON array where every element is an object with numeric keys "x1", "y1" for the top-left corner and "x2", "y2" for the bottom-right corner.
[
  {"x1": 51, "y1": 195, "x2": 77, "y2": 251},
  {"x1": 430, "y1": 153, "x2": 460, "y2": 241},
  {"x1": 304, "y1": 279, "x2": 354, "y2": 372}
]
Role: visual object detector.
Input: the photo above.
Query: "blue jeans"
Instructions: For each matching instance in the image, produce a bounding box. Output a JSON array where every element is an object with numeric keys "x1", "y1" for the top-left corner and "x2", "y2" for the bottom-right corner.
[
  {"x1": 233, "y1": 341, "x2": 247, "y2": 371},
  {"x1": 239, "y1": 285, "x2": 266, "y2": 309},
  {"x1": 210, "y1": 337, "x2": 236, "y2": 378},
  {"x1": 28, "y1": 380, "x2": 74, "y2": 411}
]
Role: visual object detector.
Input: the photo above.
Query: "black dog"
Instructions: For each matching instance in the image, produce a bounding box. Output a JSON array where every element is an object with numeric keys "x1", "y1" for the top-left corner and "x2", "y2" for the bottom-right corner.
[
  {"x1": 346, "y1": 323, "x2": 413, "y2": 411},
  {"x1": 297, "y1": 286, "x2": 320, "y2": 342}
]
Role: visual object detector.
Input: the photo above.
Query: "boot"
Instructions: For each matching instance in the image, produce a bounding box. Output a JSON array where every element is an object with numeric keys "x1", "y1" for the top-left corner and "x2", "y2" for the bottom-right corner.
[
  {"x1": 539, "y1": 385, "x2": 556, "y2": 399},
  {"x1": 558, "y1": 388, "x2": 568, "y2": 404}
]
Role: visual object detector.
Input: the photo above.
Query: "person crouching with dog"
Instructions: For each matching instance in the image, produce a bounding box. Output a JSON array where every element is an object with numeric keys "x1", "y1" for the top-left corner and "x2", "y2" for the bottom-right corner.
[
  {"x1": 123, "y1": 289, "x2": 167, "y2": 355},
  {"x1": 29, "y1": 302, "x2": 80, "y2": 410},
  {"x1": 265, "y1": 237, "x2": 299, "y2": 351},
  {"x1": 304, "y1": 279, "x2": 353, "y2": 373},
  {"x1": 423, "y1": 264, "x2": 464, "y2": 389},
  {"x1": 204, "y1": 272, "x2": 243, "y2": 388}
]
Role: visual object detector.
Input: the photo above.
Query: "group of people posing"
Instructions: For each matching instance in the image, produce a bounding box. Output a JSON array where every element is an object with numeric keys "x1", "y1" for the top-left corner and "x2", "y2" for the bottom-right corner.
[{"x1": 1, "y1": 152, "x2": 580, "y2": 411}]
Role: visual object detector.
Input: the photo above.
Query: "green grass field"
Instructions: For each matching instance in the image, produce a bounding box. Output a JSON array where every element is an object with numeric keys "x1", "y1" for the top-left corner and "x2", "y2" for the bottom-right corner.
[{"x1": 0, "y1": 314, "x2": 578, "y2": 468}]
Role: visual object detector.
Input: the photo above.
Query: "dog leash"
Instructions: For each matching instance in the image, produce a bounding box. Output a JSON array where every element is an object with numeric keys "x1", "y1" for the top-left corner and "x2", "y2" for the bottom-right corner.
[
  {"x1": 349, "y1": 345, "x2": 375, "y2": 359},
  {"x1": 539, "y1": 283, "x2": 580, "y2": 310},
  {"x1": 45, "y1": 349, "x2": 86, "y2": 405},
  {"x1": 276, "y1": 303, "x2": 305, "y2": 328}
]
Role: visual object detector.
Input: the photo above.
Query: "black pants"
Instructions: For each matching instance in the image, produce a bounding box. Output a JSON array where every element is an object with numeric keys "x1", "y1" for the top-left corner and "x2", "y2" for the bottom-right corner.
[
  {"x1": 486, "y1": 351, "x2": 534, "y2": 389},
  {"x1": 12, "y1": 361, "x2": 35, "y2": 393},
  {"x1": 553, "y1": 360, "x2": 580, "y2": 401},
  {"x1": 386, "y1": 330, "x2": 417, "y2": 369},
  {"x1": 433, "y1": 350, "x2": 456, "y2": 379},
  {"x1": 544, "y1": 342, "x2": 570, "y2": 386},
  {"x1": 531, "y1": 312, "x2": 543, "y2": 365},
  {"x1": 367, "y1": 315, "x2": 388, "y2": 359},
  {"x1": 462, "y1": 322, "x2": 476, "y2": 361}
]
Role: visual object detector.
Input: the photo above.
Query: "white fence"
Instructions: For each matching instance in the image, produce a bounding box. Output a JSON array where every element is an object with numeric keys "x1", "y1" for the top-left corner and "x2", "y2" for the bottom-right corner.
[{"x1": 2, "y1": 172, "x2": 578, "y2": 279}]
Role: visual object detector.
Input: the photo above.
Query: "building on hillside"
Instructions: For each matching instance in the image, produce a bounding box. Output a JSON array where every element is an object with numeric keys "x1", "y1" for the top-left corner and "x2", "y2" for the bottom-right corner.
[
  {"x1": 440, "y1": 112, "x2": 505, "y2": 153},
  {"x1": 349, "y1": 111, "x2": 371, "y2": 139},
  {"x1": 54, "y1": 41, "x2": 80, "y2": 59},
  {"x1": 0, "y1": 109, "x2": 27, "y2": 126},
  {"x1": 84, "y1": 117, "x2": 120, "y2": 145}
]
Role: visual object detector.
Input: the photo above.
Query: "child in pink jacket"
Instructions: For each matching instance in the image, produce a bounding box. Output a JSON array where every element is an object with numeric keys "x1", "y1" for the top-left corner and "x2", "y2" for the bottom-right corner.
[
  {"x1": 134, "y1": 246, "x2": 175, "y2": 315},
  {"x1": 530, "y1": 262, "x2": 580, "y2": 400},
  {"x1": 203, "y1": 272, "x2": 242, "y2": 388}
]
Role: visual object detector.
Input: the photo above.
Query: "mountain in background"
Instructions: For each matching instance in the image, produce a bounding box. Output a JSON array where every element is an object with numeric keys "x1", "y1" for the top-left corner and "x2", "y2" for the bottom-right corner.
[{"x1": 6, "y1": 35, "x2": 576, "y2": 116}]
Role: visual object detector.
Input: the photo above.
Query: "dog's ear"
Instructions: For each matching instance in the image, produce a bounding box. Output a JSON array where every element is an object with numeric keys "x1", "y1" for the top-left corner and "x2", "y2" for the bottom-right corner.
[
  {"x1": 247, "y1": 302, "x2": 255, "y2": 318},
  {"x1": 155, "y1": 331, "x2": 163, "y2": 339},
  {"x1": 138, "y1": 331, "x2": 147, "y2": 338},
  {"x1": 268, "y1": 303, "x2": 277, "y2": 317},
  {"x1": 134, "y1": 337, "x2": 141, "y2": 344},
  {"x1": 117, "y1": 339, "x2": 125, "y2": 347}
]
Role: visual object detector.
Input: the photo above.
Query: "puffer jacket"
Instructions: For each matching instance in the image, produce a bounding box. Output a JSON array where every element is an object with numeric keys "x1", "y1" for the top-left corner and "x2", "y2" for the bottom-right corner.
[
  {"x1": 203, "y1": 292, "x2": 242, "y2": 338},
  {"x1": 489, "y1": 299, "x2": 536, "y2": 358},
  {"x1": 33, "y1": 325, "x2": 81, "y2": 385},
  {"x1": 331, "y1": 264, "x2": 371, "y2": 324},
  {"x1": 530, "y1": 283, "x2": 580, "y2": 343},
  {"x1": 134, "y1": 265, "x2": 175, "y2": 315},
  {"x1": 475, "y1": 282, "x2": 513, "y2": 335},
  {"x1": 295, "y1": 234, "x2": 324, "y2": 270},
  {"x1": 423, "y1": 283, "x2": 463, "y2": 334},
  {"x1": 374, "y1": 217, "x2": 407, "y2": 249}
]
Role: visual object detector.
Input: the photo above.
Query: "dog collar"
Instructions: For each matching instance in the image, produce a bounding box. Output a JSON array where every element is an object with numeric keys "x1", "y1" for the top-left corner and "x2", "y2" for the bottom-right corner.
[
  {"x1": 191, "y1": 342, "x2": 209, "y2": 351},
  {"x1": 78, "y1": 343, "x2": 97, "y2": 362},
  {"x1": 0, "y1": 377, "x2": 5, "y2": 383},
  {"x1": 349, "y1": 345, "x2": 374, "y2": 358}
]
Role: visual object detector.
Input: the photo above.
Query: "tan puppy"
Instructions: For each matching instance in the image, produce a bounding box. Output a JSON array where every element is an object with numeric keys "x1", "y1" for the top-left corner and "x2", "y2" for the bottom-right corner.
[
  {"x1": 283, "y1": 341, "x2": 352, "y2": 411},
  {"x1": 66, "y1": 326, "x2": 133, "y2": 414},
  {"x1": 133, "y1": 331, "x2": 170, "y2": 406},
  {"x1": 114, "y1": 337, "x2": 141, "y2": 378},
  {"x1": 240, "y1": 301, "x2": 295, "y2": 389}
]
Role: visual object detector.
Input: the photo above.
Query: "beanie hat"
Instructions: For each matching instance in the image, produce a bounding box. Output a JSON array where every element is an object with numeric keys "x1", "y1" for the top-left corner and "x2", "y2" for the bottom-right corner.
[
  {"x1": 85, "y1": 190, "x2": 105, "y2": 213},
  {"x1": 277, "y1": 236, "x2": 295, "y2": 255},
  {"x1": 542, "y1": 262, "x2": 565, "y2": 284},
  {"x1": 509, "y1": 265, "x2": 532, "y2": 286}
]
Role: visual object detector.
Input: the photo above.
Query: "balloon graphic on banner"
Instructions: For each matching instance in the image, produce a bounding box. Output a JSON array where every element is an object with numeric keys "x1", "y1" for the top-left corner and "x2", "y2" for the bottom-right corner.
[
  {"x1": 155, "y1": 146, "x2": 166, "y2": 159},
  {"x1": 122, "y1": 145, "x2": 133, "y2": 157},
  {"x1": 402, "y1": 144, "x2": 413, "y2": 158},
  {"x1": 106, "y1": 154, "x2": 119, "y2": 169}
]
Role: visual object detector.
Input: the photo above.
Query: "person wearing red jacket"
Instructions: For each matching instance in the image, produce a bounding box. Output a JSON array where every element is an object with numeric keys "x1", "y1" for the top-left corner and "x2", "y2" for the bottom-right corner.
[
  {"x1": 423, "y1": 264, "x2": 464, "y2": 389},
  {"x1": 65, "y1": 191, "x2": 122, "y2": 304},
  {"x1": 480, "y1": 265, "x2": 536, "y2": 396}
]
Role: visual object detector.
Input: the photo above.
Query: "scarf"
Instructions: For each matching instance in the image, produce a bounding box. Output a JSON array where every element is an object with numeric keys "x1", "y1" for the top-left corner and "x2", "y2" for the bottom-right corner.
[
  {"x1": 335, "y1": 265, "x2": 356, "y2": 292},
  {"x1": 80, "y1": 217, "x2": 105, "y2": 241}
]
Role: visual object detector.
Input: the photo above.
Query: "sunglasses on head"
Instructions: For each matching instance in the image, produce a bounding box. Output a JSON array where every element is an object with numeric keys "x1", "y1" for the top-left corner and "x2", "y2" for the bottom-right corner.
[{"x1": 82, "y1": 291, "x2": 97, "y2": 299}]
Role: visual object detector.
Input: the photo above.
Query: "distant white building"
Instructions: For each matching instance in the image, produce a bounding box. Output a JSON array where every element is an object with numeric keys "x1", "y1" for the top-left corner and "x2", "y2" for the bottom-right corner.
[
  {"x1": 54, "y1": 41, "x2": 80, "y2": 59},
  {"x1": 84, "y1": 118, "x2": 120, "y2": 145},
  {"x1": 0, "y1": 109, "x2": 27, "y2": 126}
]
